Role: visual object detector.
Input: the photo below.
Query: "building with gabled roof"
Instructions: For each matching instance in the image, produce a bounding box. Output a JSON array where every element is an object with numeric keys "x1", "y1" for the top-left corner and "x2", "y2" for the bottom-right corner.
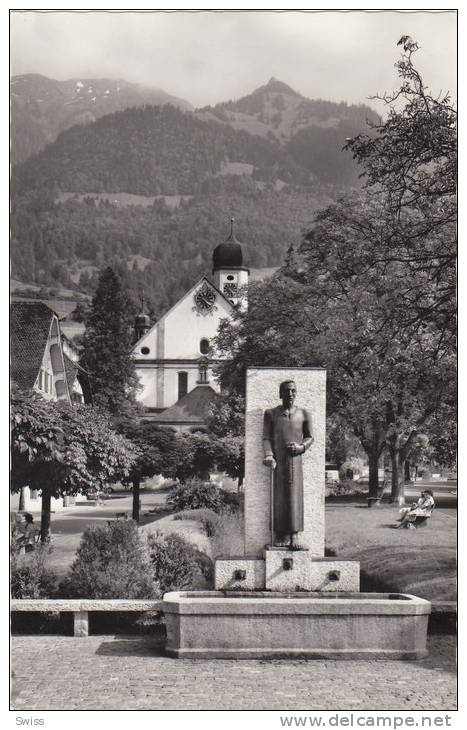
[
  {"x1": 10, "y1": 300, "x2": 71, "y2": 401},
  {"x1": 10, "y1": 300, "x2": 91, "y2": 405}
]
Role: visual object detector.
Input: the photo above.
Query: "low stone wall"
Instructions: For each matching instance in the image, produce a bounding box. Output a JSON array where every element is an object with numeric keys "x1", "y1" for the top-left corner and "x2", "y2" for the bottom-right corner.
[{"x1": 10, "y1": 599, "x2": 163, "y2": 637}]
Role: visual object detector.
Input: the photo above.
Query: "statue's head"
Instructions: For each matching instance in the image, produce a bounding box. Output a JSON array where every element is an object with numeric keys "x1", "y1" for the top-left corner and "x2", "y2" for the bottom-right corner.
[{"x1": 279, "y1": 380, "x2": 297, "y2": 408}]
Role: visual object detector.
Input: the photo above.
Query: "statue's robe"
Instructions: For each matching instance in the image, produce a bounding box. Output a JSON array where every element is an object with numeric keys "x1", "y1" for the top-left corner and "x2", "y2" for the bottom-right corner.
[{"x1": 263, "y1": 405, "x2": 313, "y2": 537}]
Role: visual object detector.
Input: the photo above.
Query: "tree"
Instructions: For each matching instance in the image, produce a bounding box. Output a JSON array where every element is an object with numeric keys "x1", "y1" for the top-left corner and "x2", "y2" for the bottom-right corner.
[
  {"x1": 345, "y1": 36, "x2": 456, "y2": 344},
  {"x1": 11, "y1": 389, "x2": 136, "y2": 541},
  {"x1": 300, "y1": 188, "x2": 456, "y2": 500},
  {"x1": 214, "y1": 184, "x2": 454, "y2": 501},
  {"x1": 171, "y1": 432, "x2": 218, "y2": 484},
  {"x1": 81, "y1": 267, "x2": 140, "y2": 416},
  {"x1": 206, "y1": 390, "x2": 246, "y2": 486},
  {"x1": 116, "y1": 420, "x2": 178, "y2": 522}
]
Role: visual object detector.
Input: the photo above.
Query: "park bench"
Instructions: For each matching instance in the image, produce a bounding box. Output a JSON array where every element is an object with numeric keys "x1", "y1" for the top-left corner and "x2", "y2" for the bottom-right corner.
[
  {"x1": 412, "y1": 502, "x2": 435, "y2": 527},
  {"x1": 10, "y1": 599, "x2": 163, "y2": 637}
]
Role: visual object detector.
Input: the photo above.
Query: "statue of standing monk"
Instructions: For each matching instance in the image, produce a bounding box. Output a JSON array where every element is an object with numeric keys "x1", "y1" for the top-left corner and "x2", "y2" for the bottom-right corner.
[{"x1": 263, "y1": 380, "x2": 313, "y2": 549}]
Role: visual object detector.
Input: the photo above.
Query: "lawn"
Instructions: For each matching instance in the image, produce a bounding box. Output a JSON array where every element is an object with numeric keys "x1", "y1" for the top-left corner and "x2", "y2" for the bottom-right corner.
[{"x1": 325, "y1": 500, "x2": 456, "y2": 601}]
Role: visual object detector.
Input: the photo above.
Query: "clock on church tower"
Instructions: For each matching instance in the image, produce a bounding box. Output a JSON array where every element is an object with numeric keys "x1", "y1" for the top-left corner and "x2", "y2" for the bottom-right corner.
[{"x1": 194, "y1": 282, "x2": 216, "y2": 315}]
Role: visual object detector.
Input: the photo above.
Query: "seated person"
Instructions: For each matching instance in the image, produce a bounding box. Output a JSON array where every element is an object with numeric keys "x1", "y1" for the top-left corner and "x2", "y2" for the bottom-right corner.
[
  {"x1": 16, "y1": 513, "x2": 37, "y2": 552},
  {"x1": 396, "y1": 489, "x2": 435, "y2": 529}
]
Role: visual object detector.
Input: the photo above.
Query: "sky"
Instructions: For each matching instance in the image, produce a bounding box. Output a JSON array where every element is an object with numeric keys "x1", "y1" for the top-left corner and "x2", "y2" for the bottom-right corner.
[{"x1": 10, "y1": 10, "x2": 457, "y2": 109}]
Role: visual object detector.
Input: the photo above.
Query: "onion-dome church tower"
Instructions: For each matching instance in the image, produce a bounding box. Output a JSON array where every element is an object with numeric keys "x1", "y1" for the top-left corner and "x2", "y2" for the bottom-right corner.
[{"x1": 212, "y1": 218, "x2": 249, "y2": 307}]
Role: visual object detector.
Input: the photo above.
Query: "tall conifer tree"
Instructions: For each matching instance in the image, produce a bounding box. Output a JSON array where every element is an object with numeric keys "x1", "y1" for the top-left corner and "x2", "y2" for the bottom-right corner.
[{"x1": 81, "y1": 267, "x2": 139, "y2": 416}]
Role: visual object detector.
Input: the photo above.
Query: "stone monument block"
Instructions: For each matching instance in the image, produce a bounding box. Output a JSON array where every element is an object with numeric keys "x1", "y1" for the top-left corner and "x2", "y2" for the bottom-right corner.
[
  {"x1": 244, "y1": 367, "x2": 326, "y2": 557},
  {"x1": 214, "y1": 557, "x2": 265, "y2": 590},
  {"x1": 264, "y1": 550, "x2": 360, "y2": 592}
]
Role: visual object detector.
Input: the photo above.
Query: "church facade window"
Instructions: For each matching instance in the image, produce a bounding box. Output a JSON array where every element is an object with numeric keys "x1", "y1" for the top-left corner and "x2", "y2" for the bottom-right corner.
[
  {"x1": 199, "y1": 338, "x2": 210, "y2": 355},
  {"x1": 178, "y1": 371, "x2": 188, "y2": 400}
]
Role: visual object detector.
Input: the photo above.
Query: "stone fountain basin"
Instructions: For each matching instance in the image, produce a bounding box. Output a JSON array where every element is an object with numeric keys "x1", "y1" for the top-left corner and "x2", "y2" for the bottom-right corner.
[{"x1": 162, "y1": 591, "x2": 431, "y2": 659}]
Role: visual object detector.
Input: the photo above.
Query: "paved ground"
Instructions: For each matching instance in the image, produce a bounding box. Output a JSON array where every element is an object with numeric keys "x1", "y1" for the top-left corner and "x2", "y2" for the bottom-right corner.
[{"x1": 11, "y1": 634, "x2": 456, "y2": 711}]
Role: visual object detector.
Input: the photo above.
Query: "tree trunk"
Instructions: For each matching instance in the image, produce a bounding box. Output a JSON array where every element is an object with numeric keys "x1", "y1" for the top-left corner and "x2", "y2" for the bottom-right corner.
[
  {"x1": 40, "y1": 487, "x2": 52, "y2": 543},
  {"x1": 404, "y1": 460, "x2": 411, "y2": 482},
  {"x1": 368, "y1": 450, "x2": 380, "y2": 499},
  {"x1": 18, "y1": 487, "x2": 27, "y2": 511},
  {"x1": 390, "y1": 447, "x2": 405, "y2": 504},
  {"x1": 132, "y1": 477, "x2": 140, "y2": 523}
]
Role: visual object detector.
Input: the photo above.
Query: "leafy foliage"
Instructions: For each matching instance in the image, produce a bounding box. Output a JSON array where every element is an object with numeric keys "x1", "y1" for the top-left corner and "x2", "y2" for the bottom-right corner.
[
  {"x1": 115, "y1": 419, "x2": 179, "y2": 521},
  {"x1": 11, "y1": 389, "x2": 136, "y2": 496},
  {"x1": 147, "y1": 531, "x2": 213, "y2": 594},
  {"x1": 168, "y1": 432, "x2": 219, "y2": 483},
  {"x1": 345, "y1": 37, "x2": 456, "y2": 340},
  {"x1": 11, "y1": 388, "x2": 137, "y2": 539},
  {"x1": 10, "y1": 546, "x2": 58, "y2": 599},
  {"x1": 60, "y1": 520, "x2": 157, "y2": 599},
  {"x1": 167, "y1": 479, "x2": 225, "y2": 513}
]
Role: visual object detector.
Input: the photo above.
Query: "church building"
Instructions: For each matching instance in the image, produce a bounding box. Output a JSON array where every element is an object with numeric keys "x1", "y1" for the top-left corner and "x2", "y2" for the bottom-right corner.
[{"x1": 131, "y1": 220, "x2": 250, "y2": 429}]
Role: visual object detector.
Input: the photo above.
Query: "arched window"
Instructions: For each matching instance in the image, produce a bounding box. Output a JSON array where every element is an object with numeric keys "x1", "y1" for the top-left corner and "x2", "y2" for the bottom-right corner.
[{"x1": 199, "y1": 338, "x2": 210, "y2": 355}]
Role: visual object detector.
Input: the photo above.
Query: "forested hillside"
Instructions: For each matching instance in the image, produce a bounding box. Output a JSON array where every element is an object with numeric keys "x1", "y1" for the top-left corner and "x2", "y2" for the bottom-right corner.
[
  {"x1": 11, "y1": 178, "x2": 331, "y2": 320},
  {"x1": 12, "y1": 105, "x2": 310, "y2": 195}
]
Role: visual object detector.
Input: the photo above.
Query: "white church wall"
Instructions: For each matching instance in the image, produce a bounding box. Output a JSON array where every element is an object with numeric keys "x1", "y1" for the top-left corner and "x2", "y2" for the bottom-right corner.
[
  {"x1": 133, "y1": 277, "x2": 235, "y2": 410},
  {"x1": 135, "y1": 367, "x2": 159, "y2": 408},
  {"x1": 132, "y1": 323, "x2": 161, "y2": 359},
  {"x1": 163, "y1": 283, "x2": 232, "y2": 359}
]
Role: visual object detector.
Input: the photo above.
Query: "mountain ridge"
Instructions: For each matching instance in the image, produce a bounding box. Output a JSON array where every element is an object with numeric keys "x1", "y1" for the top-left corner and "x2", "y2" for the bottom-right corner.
[{"x1": 10, "y1": 73, "x2": 193, "y2": 165}]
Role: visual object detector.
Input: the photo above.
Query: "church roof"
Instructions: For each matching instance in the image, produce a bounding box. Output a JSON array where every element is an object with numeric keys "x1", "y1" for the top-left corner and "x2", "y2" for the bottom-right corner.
[
  {"x1": 154, "y1": 385, "x2": 219, "y2": 425},
  {"x1": 10, "y1": 301, "x2": 55, "y2": 390}
]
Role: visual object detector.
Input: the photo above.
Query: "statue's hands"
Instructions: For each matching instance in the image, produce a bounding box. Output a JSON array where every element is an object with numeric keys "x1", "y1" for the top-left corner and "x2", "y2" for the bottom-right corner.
[
  {"x1": 287, "y1": 442, "x2": 305, "y2": 455},
  {"x1": 263, "y1": 455, "x2": 276, "y2": 470}
]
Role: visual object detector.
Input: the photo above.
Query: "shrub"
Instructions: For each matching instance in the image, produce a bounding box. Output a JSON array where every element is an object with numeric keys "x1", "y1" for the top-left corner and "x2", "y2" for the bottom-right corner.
[
  {"x1": 219, "y1": 489, "x2": 241, "y2": 510},
  {"x1": 173, "y1": 508, "x2": 219, "y2": 536},
  {"x1": 327, "y1": 479, "x2": 366, "y2": 497},
  {"x1": 147, "y1": 531, "x2": 213, "y2": 594},
  {"x1": 167, "y1": 479, "x2": 224, "y2": 512},
  {"x1": 60, "y1": 520, "x2": 157, "y2": 599},
  {"x1": 10, "y1": 545, "x2": 57, "y2": 599}
]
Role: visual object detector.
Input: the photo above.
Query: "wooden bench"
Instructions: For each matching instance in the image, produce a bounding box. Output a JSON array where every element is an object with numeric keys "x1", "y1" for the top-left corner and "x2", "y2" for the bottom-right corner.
[{"x1": 10, "y1": 599, "x2": 163, "y2": 637}]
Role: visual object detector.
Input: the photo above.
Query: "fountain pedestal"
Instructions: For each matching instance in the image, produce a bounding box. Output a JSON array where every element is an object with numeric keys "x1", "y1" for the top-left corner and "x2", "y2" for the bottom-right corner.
[
  {"x1": 162, "y1": 368, "x2": 431, "y2": 659},
  {"x1": 164, "y1": 591, "x2": 430, "y2": 659}
]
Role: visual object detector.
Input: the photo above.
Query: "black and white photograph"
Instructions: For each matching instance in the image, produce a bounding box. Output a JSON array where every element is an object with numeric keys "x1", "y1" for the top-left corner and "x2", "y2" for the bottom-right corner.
[{"x1": 9, "y1": 7, "x2": 457, "y2": 719}]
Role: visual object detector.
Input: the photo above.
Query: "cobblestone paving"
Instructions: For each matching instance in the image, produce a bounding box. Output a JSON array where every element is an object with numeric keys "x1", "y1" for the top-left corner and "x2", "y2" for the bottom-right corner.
[{"x1": 11, "y1": 634, "x2": 456, "y2": 711}]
